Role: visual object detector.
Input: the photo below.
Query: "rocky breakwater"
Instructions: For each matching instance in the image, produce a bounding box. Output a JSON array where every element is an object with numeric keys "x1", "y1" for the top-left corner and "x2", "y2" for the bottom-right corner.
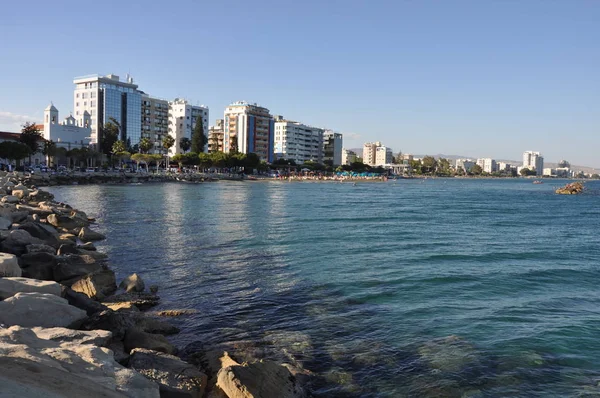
[
  {"x1": 22, "y1": 170, "x2": 216, "y2": 187},
  {"x1": 0, "y1": 172, "x2": 309, "y2": 398},
  {"x1": 556, "y1": 181, "x2": 584, "y2": 195}
]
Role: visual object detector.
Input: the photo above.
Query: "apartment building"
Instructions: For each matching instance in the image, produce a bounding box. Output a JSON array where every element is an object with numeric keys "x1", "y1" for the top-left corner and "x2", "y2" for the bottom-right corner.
[
  {"x1": 523, "y1": 150, "x2": 544, "y2": 176},
  {"x1": 375, "y1": 146, "x2": 393, "y2": 166},
  {"x1": 73, "y1": 74, "x2": 141, "y2": 148},
  {"x1": 341, "y1": 148, "x2": 357, "y2": 165},
  {"x1": 476, "y1": 158, "x2": 497, "y2": 173},
  {"x1": 224, "y1": 101, "x2": 274, "y2": 162},
  {"x1": 274, "y1": 116, "x2": 323, "y2": 164},
  {"x1": 168, "y1": 98, "x2": 209, "y2": 156},
  {"x1": 323, "y1": 130, "x2": 342, "y2": 166},
  {"x1": 208, "y1": 119, "x2": 224, "y2": 153},
  {"x1": 362, "y1": 142, "x2": 380, "y2": 166},
  {"x1": 141, "y1": 94, "x2": 169, "y2": 154}
]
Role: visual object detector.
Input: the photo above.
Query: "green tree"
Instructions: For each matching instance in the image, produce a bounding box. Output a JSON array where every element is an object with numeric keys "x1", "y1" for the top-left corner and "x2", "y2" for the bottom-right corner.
[
  {"x1": 139, "y1": 137, "x2": 153, "y2": 154},
  {"x1": 471, "y1": 164, "x2": 483, "y2": 175},
  {"x1": 393, "y1": 152, "x2": 403, "y2": 164},
  {"x1": 179, "y1": 137, "x2": 191, "y2": 153},
  {"x1": 42, "y1": 140, "x2": 57, "y2": 167},
  {"x1": 0, "y1": 141, "x2": 30, "y2": 168},
  {"x1": 101, "y1": 118, "x2": 120, "y2": 158},
  {"x1": 171, "y1": 154, "x2": 184, "y2": 169},
  {"x1": 191, "y1": 119, "x2": 207, "y2": 153},
  {"x1": 111, "y1": 140, "x2": 129, "y2": 167},
  {"x1": 422, "y1": 156, "x2": 437, "y2": 174},
  {"x1": 437, "y1": 158, "x2": 451, "y2": 175},
  {"x1": 20, "y1": 122, "x2": 42, "y2": 165},
  {"x1": 520, "y1": 168, "x2": 536, "y2": 176},
  {"x1": 162, "y1": 135, "x2": 175, "y2": 170}
]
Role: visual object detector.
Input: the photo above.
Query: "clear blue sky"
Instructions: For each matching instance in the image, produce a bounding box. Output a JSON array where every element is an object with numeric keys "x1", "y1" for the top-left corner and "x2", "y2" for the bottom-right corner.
[{"x1": 1, "y1": 0, "x2": 598, "y2": 166}]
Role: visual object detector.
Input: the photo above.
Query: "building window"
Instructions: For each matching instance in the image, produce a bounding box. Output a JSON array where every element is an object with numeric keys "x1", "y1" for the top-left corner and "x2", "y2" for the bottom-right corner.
[{"x1": 76, "y1": 102, "x2": 79, "y2": 107}]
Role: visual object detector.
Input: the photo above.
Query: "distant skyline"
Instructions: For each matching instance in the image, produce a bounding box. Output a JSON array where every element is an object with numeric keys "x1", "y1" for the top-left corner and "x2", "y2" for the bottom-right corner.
[{"x1": 1, "y1": 1, "x2": 598, "y2": 166}]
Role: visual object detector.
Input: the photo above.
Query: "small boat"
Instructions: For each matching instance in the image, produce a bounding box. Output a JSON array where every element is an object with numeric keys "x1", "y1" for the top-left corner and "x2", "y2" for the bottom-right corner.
[{"x1": 533, "y1": 180, "x2": 543, "y2": 184}]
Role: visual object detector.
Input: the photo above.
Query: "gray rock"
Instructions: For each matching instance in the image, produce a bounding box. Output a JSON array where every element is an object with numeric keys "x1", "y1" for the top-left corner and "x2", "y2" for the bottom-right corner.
[
  {"x1": 0, "y1": 215, "x2": 12, "y2": 229},
  {"x1": 216, "y1": 354, "x2": 308, "y2": 398},
  {"x1": 79, "y1": 226, "x2": 106, "y2": 242},
  {"x1": 79, "y1": 241, "x2": 97, "y2": 251},
  {"x1": 2, "y1": 195, "x2": 20, "y2": 203},
  {"x1": 0, "y1": 326, "x2": 160, "y2": 398},
  {"x1": 0, "y1": 252, "x2": 21, "y2": 277},
  {"x1": 19, "y1": 251, "x2": 57, "y2": 280},
  {"x1": 137, "y1": 317, "x2": 180, "y2": 336},
  {"x1": 124, "y1": 328, "x2": 178, "y2": 355},
  {"x1": 103, "y1": 292, "x2": 160, "y2": 311},
  {"x1": 0, "y1": 277, "x2": 61, "y2": 300},
  {"x1": 0, "y1": 292, "x2": 87, "y2": 328},
  {"x1": 47, "y1": 213, "x2": 89, "y2": 229},
  {"x1": 80, "y1": 309, "x2": 136, "y2": 340},
  {"x1": 16, "y1": 203, "x2": 53, "y2": 217},
  {"x1": 17, "y1": 221, "x2": 60, "y2": 246},
  {"x1": 120, "y1": 273, "x2": 145, "y2": 293},
  {"x1": 0, "y1": 229, "x2": 43, "y2": 255},
  {"x1": 61, "y1": 286, "x2": 109, "y2": 316},
  {"x1": 31, "y1": 326, "x2": 112, "y2": 346},
  {"x1": 129, "y1": 348, "x2": 208, "y2": 398},
  {"x1": 71, "y1": 269, "x2": 117, "y2": 300},
  {"x1": 57, "y1": 243, "x2": 78, "y2": 255},
  {"x1": 26, "y1": 243, "x2": 57, "y2": 254},
  {"x1": 53, "y1": 254, "x2": 102, "y2": 283}
]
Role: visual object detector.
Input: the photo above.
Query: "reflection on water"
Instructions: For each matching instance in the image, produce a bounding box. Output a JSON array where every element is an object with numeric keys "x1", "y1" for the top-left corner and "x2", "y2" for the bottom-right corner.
[{"x1": 47, "y1": 180, "x2": 600, "y2": 397}]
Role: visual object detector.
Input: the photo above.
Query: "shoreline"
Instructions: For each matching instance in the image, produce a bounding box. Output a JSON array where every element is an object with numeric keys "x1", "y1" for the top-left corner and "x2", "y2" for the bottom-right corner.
[{"x1": 0, "y1": 170, "x2": 311, "y2": 397}]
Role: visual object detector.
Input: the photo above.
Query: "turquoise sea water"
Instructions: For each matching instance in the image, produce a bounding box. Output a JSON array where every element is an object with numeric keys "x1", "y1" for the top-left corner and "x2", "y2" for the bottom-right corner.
[{"x1": 48, "y1": 179, "x2": 600, "y2": 397}]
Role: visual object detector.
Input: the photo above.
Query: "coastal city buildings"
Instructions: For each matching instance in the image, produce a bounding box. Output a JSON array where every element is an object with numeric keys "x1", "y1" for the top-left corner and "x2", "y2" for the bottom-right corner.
[
  {"x1": 323, "y1": 131, "x2": 342, "y2": 166},
  {"x1": 455, "y1": 158, "x2": 476, "y2": 173},
  {"x1": 341, "y1": 148, "x2": 357, "y2": 165},
  {"x1": 41, "y1": 103, "x2": 91, "y2": 149},
  {"x1": 363, "y1": 141, "x2": 392, "y2": 166},
  {"x1": 523, "y1": 151, "x2": 544, "y2": 176},
  {"x1": 208, "y1": 119, "x2": 224, "y2": 153},
  {"x1": 223, "y1": 101, "x2": 274, "y2": 162},
  {"x1": 477, "y1": 158, "x2": 497, "y2": 174},
  {"x1": 168, "y1": 99, "x2": 209, "y2": 156},
  {"x1": 273, "y1": 116, "x2": 324, "y2": 164},
  {"x1": 73, "y1": 74, "x2": 141, "y2": 148},
  {"x1": 375, "y1": 146, "x2": 393, "y2": 166},
  {"x1": 141, "y1": 94, "x2": 169, "y2": 154}
]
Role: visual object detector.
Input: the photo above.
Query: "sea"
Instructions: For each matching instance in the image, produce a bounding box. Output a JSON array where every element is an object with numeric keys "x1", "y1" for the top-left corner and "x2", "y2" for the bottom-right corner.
[{"x1": 47, "y1": 178, "x2": 600, "y2": 397}]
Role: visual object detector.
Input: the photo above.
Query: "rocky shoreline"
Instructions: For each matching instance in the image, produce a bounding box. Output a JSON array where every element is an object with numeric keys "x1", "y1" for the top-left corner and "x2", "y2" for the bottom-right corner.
[{"x1": 0, "y1": 171, "x2": 309, "y2": 398}]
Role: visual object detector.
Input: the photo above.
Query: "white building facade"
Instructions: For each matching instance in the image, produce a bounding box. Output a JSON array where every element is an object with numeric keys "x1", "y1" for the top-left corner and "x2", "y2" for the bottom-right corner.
[
  {"x1": 523, "y1": 151, "x2": 544, "y2": 176},
  {"x1": 274, "y1": 117, "x2": 323, "y2": 164},
  {"x1": 455, "y1": 158, "x2": 476, "y2": 173},
  {"x1": 341, "y1": 148, "x2": 357, "y2": 165},
  {"x1": 477, "y1": 158, "x2": 497, "y2": 173},
  {"x1": 375, "y1": 146, "x2": 393, "y2": 166},
  {"x1": 42, "y1": 104, "x2": 91, "y2": 149},
  {"x1": 168, "y1": 98, "x2": 209, "y2": 156},
  {"x1": 141, "y1": 94, "x2": 169, "y2": 154}
]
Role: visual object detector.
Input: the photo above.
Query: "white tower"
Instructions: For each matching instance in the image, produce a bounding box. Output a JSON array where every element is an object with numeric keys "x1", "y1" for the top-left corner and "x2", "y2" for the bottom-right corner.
[{"x1": 43, "y1": 103, "x2": 59, "y2": 140}]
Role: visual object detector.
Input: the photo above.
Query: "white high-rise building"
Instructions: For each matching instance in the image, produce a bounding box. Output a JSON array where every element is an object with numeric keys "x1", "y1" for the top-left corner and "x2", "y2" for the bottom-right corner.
[
  {"x1": 168, "y1": 99, "x2": 209, "y2": 156},
  {"x1": 523, "y1": 151, "x2": 544, "y2": 176},
  {"x1": 274, "y1": 116, "x2": 323, "y2": 164},
  {"x1": 141, "y1": 94, "x2": 169, "y2": 154},
  {"x1": 362, "y1": 142, "x2": 381, "y2": 166},
  {"x1": 477, "y1": 158, "x2": 497, "y2": 173},
  {"x1": 375, "y1": 146, "x2": 393, "y2": 166},
  {"x1": 455, "y1": 158, "x2": 476, "y2": 173},
  {"x1": 73, "y1": 74, "x2": 141, "y2": 148}
]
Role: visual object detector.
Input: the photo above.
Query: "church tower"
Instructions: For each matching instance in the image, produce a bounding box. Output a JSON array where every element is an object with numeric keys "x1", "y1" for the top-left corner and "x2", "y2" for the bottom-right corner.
[{"x1": 43, "y1": 103, "x2": 59, "y2": 140}]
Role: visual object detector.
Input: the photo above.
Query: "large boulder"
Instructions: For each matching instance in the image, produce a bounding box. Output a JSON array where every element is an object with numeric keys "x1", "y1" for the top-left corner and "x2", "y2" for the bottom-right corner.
[
  {"x1": 129, "y1": 348, "x2": 208, "y2": 398},
  {"x1": 17, "y1": 221, "x2": 60, "y2": 246},
  {"x1": 103, "y1": 292, "x2": 160, "y2": 311},
  {"x1": 0, "y1": 277, "x2": 61, "y2": 299},
  {"x1": 47, "y1": 213, "x2": 89, "y2": 229},
  {"x1": 124, "y1": 328, "x2": 178, "y2": 355},
  {"x1": 0, "y1": 326, "x2": 160, "y2": 398},
  {"x1": 80, "y1": 309, "x2": 136, "y2": 340},
  {"x1": 26, "y1": 243, "x2": 57, "y2": 254},
  {"x1": 19, "y1": 251, "x2": 57, "y2": 280},
  {"x1": 2, "y1": 195, "x2": 20, "y2": 203},
  {"x1": 216, "y1": 354, "x2": 308, "y2": 398},
  {"x1": 16, "y1": 203, "x2": 53, "y2": 217},
  {"x1": 79, "y1": 226, "x2": 106, "y2": 242},
  {"x1": 120, "y1": 273, "x2": 145, "y2": 293},
  {"x1": 0, "y1": 292, "x2": 87, "y2": 328},
  {"x1": 0, "y1": 252, "x2": 21, "y2": 277},
  {"x1": 71, "y1": 269, "x2": 117, "y2": 300},
  {"x1": 0, "y1": 215, "x2": 12, "y2": 230},
  {"x1": 53, "y1": 254, "x2": 102, "y2": 283},
  {"x1": 31, "y1": 326, "x2": 112, "y2": 346},
  {"x1": 0, "y1": 229, "x2": 43, "y2": 255},
  {"x1": 61, "y1": 286, "x2": 109, "y2": 316},
  {"x1": 57, "y1": 243, "x2": 79, "y2": 255},
  {"x1": 136, "y1": 317, "x2": 180, "y2": 336}
]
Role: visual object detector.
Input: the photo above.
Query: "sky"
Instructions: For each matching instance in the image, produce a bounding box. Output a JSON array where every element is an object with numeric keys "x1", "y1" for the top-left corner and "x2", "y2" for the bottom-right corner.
[{"x1": 0, "y1": 0, "x2": 598, "y2": 166}]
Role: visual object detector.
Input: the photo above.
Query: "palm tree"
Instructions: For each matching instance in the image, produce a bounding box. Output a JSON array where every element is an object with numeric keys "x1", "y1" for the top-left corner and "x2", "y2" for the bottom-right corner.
[
  {"x1": 42, "y1": 140, "x2": 57, "y2": 167},
  {"x1": 162, "y1": 135, "x2": 175, "y2": 170},
  {"x1": 139, "y1": 137, "x2": 153, "y2": 154}
]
